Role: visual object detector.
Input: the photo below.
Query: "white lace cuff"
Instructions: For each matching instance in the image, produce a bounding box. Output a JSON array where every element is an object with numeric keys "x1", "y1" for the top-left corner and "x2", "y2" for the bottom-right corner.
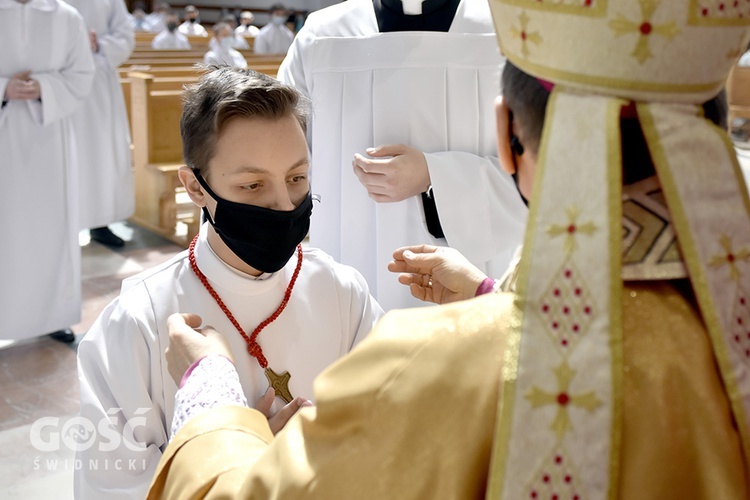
[{"x1": 170, "y1": 354, "x2": 248, "y2": 439}]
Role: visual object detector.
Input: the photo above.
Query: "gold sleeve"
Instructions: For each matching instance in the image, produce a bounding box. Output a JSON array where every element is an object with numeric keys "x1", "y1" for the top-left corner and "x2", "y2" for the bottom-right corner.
[{"x1": 148, "y1": 293, "x2": 513, "y2": 499}]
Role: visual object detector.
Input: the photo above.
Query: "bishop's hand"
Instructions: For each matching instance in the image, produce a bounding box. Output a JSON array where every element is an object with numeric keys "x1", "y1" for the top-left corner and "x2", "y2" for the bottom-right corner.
[
  {"x1": 352, "y1": 144, "x2": 431, "y2": 203},
  {"x1": 165, "y1": 313, "x2": 234, "y2": 385},
  {"x1": 255, "y1": 388, "x2": 313, "y2": 435},
  {"x1": 388, "y1": 244, "x2": 488, "y2": 304}
]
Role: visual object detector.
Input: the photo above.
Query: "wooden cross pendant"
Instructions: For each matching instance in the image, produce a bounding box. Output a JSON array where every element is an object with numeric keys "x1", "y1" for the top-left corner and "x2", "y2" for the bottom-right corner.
[{"x1": 265, "y1": 367, "x2": 293, "y2": 404}]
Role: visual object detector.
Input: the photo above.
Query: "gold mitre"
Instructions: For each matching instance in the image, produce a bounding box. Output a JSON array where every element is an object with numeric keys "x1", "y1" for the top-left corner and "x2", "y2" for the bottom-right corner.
[
  {"x1": 489, "y1": 0, "x2": 750, "y2": 102},
  {"x1": 485, "y1": 2, "x2": 750, "y2": 499}
]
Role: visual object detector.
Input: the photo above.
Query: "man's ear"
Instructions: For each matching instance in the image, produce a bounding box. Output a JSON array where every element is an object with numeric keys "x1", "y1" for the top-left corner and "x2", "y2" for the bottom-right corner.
[
  {"x1": 495, "y1": 96, "x2": 515, "y2": 175},
  {"x1": 178, "y1": 166, "x2": 207, "y2": 207}
]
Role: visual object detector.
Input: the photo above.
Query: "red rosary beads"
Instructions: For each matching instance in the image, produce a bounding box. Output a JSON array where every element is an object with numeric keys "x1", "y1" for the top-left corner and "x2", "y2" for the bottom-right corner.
[{"x1": 188, "y1": 235, "x2": 303, "y2": 369}]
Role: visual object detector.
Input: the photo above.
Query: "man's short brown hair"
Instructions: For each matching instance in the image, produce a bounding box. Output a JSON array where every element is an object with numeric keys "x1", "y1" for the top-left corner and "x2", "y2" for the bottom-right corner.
[{"x1": 180, "y1": 66, "x2": 311, "y2": 176}]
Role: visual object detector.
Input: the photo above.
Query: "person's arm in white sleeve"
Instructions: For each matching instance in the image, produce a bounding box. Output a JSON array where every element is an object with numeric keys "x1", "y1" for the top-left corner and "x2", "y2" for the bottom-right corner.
[
  {"x1": 32, "y1": 11, "x2": 94, "y2": 126},
  {"x1": 335, "y1": 262, "x2": 384, "y2": 349},
  {"x1": 74, "y1": 291, "x2": 168, "y2": 500},
  {"x1": 96, "y1": 0, "x2": 135, "y2": 70},
  {"x1": 426, "y1": 152, "x2": 528, "y2": 268}
]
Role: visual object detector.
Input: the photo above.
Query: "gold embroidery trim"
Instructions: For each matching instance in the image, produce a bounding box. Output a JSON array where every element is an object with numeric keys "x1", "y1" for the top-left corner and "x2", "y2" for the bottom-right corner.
[
  {"x1": 486, "y1": 89, "x2": 563, "y2": 499},
  {"x1": 605, "y1": 97, "x2": 624, "y2": 500},
  {"x1": 497, "y1": 0, "x2": 607, "y2": 18},
  {"x1": 638, "y1": 101, "x2": 750, "y2": 470}
]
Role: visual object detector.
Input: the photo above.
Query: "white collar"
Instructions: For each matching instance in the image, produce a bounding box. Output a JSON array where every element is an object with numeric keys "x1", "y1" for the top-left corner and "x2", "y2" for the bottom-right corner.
[{"x1": 192, "y1": 223, "x2": 293, "y2": 297}]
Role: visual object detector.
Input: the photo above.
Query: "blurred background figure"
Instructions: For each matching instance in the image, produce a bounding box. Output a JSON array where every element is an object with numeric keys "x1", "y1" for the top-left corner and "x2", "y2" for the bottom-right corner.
[
  {"x1": 236, "y1": 10, "x2": 259, "y2": 37},
  {"x1": 152, "y1": 13, "x2": 191, "y2": 49},
  {"x1": 220, "y1": 14, "x2": 250, "y2": 49},
  {"x1": 178, "y1": 4, "x2": 208, "y2": 37},
  {"x1": 128, "y1": 1, "x2": 150, "y2": 32},
  {"x1": 146, "y1": 1, "x2": 170, "y2": 33},
  {"x1": 67, "y1": 0, "x2": 136, "y2": 249},
  {"x1": 0, "y1": 0, "x2": 95, "y2": 344},
  {"x1": 204, "y1": 22, "x2": 247, "y2": 68},
  {"x1": 254, "y1": 3, "x2": 294, "y2": 55}
]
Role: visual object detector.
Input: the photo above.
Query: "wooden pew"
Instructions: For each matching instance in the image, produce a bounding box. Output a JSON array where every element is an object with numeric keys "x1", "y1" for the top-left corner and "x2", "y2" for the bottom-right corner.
[
  {"x1": 128, "y1": 72, "x2": 199, "y2": 246},
  {"x1": 121, "y1": 60, "x2": 282, "y2": 77},
  {"x1": 134, "y1": 32, "x2": 213, "y2": 49},
  {"x1": 728, "y1": 65, "x2": 750, "y2": 126},
  {"x1": 133, "y1": 32, "x2": 254, "y2": 51}
]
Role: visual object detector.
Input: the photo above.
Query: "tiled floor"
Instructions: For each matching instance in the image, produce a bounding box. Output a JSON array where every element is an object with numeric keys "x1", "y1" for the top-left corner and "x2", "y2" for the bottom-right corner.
[{"x1": 0, "y1": 222, "x2": 182, "y2": 499}]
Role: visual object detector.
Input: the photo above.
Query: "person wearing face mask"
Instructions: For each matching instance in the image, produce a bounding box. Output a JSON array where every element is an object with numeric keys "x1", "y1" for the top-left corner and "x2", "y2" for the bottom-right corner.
[
  {"x1": 145, "y1": 0, "x2": 169, "y2": 33},
  {"x1": 253, "y1": 3, "x2": 294, "y2": 55},
  {"x1": 129, "y1": 2, "x2": 151, "y2": 32},
  {"x1": 203, "y1": 22, "x2": 248, "y2": 68},
  {"x1": 178, "y1": 4, "x2": 207, "y2": 37},
  {"x1": 208, "y1": 15, "x2": 250, "y2": 51},
  {"x1": 151, "y1": 13, "x2": 191, "y2": 49},
  {"x1": 74, "y1": 66, "x2": 383, "y2": 499},
  {"x1": 146, "y1": 1, "x2": 750, "y2": 497},
  {"x1": 236, "y1": 10, "x2": 260, "y2": 37}
]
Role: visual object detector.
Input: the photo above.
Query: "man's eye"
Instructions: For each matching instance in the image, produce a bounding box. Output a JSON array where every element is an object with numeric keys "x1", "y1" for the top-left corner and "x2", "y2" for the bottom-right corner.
[
  {"x1": 241, "y1": 183, "x2": 261, "y2": 190},
  {"x1": 290, "y1": 175, "x2": 307, "y2": 183}
]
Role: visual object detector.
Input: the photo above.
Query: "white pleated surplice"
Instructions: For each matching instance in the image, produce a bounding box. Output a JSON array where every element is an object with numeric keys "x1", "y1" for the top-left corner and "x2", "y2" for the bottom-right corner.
[
  {"x1": 279, "y1": 0, "x2": 527, "y2": 311},
  {"x1": 67, "y1": 0, "x2": 135, "y2": 230}
]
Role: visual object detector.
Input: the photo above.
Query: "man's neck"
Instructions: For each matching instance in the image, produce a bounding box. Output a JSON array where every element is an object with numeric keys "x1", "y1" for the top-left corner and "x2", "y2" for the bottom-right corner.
[{"x1": 206, "y1": 224, "x2": 263, "y2": 277}]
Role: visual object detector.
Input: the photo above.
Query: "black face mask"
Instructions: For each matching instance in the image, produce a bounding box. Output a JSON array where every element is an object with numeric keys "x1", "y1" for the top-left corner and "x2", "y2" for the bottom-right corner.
[
  {"x1": 188, "y1": 17, "x2": 196, "y2": 23},
  {"x1": 167, "y1": 21, "x2": 178, "y2": 32},
  {"x1": 193, "y1": 169, "x2": 313, "y2": 273}
]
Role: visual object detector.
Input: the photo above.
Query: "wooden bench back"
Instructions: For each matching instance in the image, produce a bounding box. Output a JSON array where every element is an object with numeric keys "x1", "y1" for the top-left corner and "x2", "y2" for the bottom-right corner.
[
  {"x1": 134, "y1": 32, "x2": 255, "y2": 51},
  {"x1": 129, "y1": 72, "x2": 183, "y2": 165},
  {"x1": 728, "y1": 65, "x2": 750, "y2": 124}
]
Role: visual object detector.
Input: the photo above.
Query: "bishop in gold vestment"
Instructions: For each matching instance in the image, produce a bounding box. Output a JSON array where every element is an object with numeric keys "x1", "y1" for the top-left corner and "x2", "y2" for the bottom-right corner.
[{"x1": 149, "y1": 0, "x2": 750, "y2": 498}]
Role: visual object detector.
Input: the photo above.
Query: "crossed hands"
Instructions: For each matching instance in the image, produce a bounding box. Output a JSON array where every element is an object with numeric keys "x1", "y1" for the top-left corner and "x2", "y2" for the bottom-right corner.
[
  {"x1": 4, "y1": 71, "x2": 40, "y2": 101},
  {"x1": 388, "y1": 245, "x2": 488, "y2": 305},
  {"x1": 166, "y1": 313, "x2": 311, "y2": 435},
  {"x1": 352, "y1": 144, "x2": 431, "y2": 203}
]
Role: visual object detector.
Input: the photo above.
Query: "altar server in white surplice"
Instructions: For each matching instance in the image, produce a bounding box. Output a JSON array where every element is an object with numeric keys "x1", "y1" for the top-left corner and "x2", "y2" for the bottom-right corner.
[
  {"x1": 254, "y1": 3, "x2": 294, "y2": 55},
  {"x1": 0, "y1": 0, "x2": 94, "y2": 342},
  {"x1": 67, "y1": 0, "x2": 135, "y2": 248},
  {"x1": 278, "y1": 0, "x2": 528, "y2": 311},
  {"x1": 75, "y1": 67, "x2": 383, "y2": 499}
]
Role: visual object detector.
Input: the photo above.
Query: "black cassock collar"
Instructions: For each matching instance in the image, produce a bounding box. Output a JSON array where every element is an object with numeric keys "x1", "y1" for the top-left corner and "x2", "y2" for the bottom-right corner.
[{"x1": 373, "y1": 0, "x2": 461, "y2": 33}]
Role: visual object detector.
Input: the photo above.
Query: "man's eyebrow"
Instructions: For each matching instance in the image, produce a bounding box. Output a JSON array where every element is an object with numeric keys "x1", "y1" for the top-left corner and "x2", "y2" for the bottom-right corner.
[{"x1": 231, "y1": 158, "x2": 309, "y2": 175}]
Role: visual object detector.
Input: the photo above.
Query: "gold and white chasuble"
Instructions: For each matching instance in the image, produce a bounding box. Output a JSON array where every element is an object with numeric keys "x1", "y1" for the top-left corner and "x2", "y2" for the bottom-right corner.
[{"x1": 487, "y1": 1, "x2": 750, "y2": 498}]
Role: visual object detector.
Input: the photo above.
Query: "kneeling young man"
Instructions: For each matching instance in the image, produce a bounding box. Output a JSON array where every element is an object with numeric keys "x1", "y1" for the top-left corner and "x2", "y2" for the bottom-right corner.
[{"x1": 75, "y1": 67, "x2": 383, "y2": 499}]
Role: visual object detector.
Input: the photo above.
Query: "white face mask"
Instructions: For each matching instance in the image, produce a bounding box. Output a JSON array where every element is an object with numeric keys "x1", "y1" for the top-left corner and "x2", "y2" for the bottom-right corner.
[
  {"x1": 220, "y1": 37, "x2": 234, "y2": 49},
  {"x1": 271, "y1": 15, "x2": 286, "y2": 26}
]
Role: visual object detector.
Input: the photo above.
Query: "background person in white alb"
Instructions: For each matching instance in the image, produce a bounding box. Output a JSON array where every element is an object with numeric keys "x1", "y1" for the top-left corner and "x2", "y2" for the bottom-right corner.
[
  {"x1": 151, "y1": 13, "x2": 190, "y2": 49},
  {"x1": 178, "y1": 4, "x2": 207, "y2": 37},
  {"x1": 254, "y1": 3, "x2": 294, "y2": 55},
  {"x1": 67, "y1": 0, "x2": 135, "y2": 249},
  {"x1": 204, "y1": 22, "x2": 247, "y2": 68},
  {"x1": 145, "y1": 1, "x2": 169, "y2": 33},
  {"x1": 236, "y1": 10, "x2": 259, "y2": 37},
  {"x1": 0, "y1": 0, "x2": 95, "y2": 343}
]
